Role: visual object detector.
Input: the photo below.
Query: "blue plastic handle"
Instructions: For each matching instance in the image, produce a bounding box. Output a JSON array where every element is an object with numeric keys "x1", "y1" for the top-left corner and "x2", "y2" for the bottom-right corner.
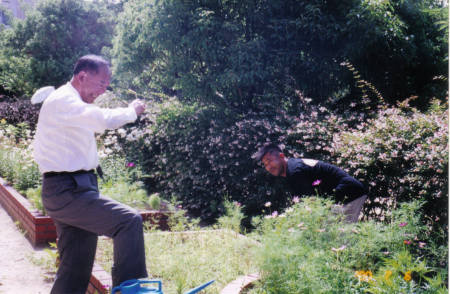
[
  {"x1": 184, "y1": 280, "x2": 215, "y2": 294},
  {"x1": 111, "y1": 278, "x2": 214, "y2": 294},
  {"x1": 111, "y1": 279, "x2": 162, "y2": 294}
]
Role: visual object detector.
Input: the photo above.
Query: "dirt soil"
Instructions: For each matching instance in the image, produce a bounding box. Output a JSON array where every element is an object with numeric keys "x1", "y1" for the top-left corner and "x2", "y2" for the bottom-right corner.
[{"x1": 0, "y1": 204, "x2": 54, "y2": 294}]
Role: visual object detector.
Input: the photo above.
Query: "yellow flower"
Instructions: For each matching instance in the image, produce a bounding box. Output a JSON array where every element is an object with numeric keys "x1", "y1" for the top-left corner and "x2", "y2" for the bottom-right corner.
[
  {"x1": 0, "y1": 118, "x2": 6, "y2": 124},
  {"x1": 384, "y1": 270, "x2": 393, "y2": 280},
  {"x1": 354, "y1": 270, "x2": 374, "y2": 282},
  {"x1": 404, "y1": 271, "x2": 412, "y2": 282}
]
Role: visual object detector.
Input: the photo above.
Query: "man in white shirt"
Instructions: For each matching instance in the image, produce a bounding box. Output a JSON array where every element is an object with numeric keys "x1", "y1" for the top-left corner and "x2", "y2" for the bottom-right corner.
[{"x1": 33, "y1": 55, "x2": 148, "y2": 293}]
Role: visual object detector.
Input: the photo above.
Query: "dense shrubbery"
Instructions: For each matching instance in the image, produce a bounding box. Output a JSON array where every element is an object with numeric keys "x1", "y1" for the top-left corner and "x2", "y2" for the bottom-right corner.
[
  {"x1": 101, "y1": 99, "x2": 294, "y2": 220},
  {"x1": 98, "y1": 92, "x2": 448, "y2": 234}
]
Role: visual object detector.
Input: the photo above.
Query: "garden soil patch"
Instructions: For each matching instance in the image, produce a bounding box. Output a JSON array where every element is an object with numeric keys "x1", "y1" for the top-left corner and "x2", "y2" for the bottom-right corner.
[{"x1": 0, "y1": 204, "x2": 53, "y2": 293}]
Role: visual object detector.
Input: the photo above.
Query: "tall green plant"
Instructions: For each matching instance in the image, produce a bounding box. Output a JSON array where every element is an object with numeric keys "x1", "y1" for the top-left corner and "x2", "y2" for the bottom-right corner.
[
  {"x1": 0, "y1": 0, "x2": 114, "y2": 97},
  {"x1": 112, "y1": 0, "x2": 447, "y2": 112}
]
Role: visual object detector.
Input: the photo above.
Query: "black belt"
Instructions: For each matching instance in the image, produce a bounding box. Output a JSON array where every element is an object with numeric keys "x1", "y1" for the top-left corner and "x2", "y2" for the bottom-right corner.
[
  {"x1": 43, "y1": 166, "x2": 104, "y2": 179},
  {"x1": 43, "y1": 169, "x2": 95, "y2": 178}
]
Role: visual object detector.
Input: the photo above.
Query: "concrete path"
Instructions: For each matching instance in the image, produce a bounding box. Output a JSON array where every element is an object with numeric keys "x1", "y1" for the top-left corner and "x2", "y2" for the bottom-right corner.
[{"x1": 0, "y1": 203, "x2": 53, "y2": 293}]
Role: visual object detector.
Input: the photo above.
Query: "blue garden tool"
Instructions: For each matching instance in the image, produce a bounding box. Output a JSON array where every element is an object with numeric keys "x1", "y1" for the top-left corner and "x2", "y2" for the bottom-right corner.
[{"x1": 111, "y1": 279, "x2": 215, "y2": 294}]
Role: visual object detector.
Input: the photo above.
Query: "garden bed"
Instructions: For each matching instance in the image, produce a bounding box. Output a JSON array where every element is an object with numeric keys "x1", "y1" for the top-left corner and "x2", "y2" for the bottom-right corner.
[{"x1": 0, "y1": 177, "x2": 171, "y2": 246}]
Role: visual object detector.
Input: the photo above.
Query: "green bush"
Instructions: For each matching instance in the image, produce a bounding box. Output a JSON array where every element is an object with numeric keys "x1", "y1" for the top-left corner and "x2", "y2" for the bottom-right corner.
[
  {"x1": 250, "y1": 198, "x2": 447, "y2": 293},
  {"x1": 0, "y1": 122, "x2": 40, "y2": 194},
  {"x1": 100, "y1": 179, "x2": 149, "y2": 210},
  {"x1": 216, "y1": 199, "x2": 246, "y2": 234},
  {"x1": 148, "y1": 193, "x2": 161, "y2": 210},
  {"x1": 331, "y1": 100, "x2": 448, "y2": 234},
  {"x1": 26, "y1": 186, "x2": 45, "y2": 215}
]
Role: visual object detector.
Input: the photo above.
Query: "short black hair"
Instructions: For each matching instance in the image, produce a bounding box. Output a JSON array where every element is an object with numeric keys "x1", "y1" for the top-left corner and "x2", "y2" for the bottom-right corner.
[
  {"x1": 253, "y1": 143, "x2": 282, "y2": 161},
  {"x1": 73, "y1": 55, "x2": 111, "y2": 76}
]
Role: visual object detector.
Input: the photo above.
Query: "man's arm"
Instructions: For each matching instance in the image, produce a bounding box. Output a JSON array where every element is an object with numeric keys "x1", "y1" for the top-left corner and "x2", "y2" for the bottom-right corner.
[{"x1": 51, "y1": 97, "x2": 145, "y2": 133}]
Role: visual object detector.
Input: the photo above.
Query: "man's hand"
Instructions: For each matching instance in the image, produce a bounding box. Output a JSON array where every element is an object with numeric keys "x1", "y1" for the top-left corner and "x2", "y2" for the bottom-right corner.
[{"x1": 130, "y1": 99, "x2": 146, "y2": 116}]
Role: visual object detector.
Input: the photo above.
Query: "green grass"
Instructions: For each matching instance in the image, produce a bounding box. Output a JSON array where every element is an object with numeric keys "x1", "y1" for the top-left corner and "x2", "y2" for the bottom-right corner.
[{"x1": 95, "y1": 229, "x2": 259, "y2": 293}]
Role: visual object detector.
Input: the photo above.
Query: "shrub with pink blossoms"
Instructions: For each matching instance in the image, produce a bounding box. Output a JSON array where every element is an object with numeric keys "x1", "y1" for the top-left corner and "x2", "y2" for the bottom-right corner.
[{"x1": 331, "y1": 99, "x2": 448, "y2": 232}]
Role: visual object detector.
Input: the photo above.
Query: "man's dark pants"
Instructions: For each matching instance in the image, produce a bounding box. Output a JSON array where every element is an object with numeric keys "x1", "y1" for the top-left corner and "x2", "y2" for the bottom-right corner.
[{"x1": 41, "y1": 171, "x2": 148, "y2": 294}]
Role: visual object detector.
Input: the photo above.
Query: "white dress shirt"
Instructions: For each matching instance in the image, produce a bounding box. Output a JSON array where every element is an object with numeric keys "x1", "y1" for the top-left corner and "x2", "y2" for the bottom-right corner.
[{"x1": 33, "y1": 82, "x2": 137, "y2": 173}]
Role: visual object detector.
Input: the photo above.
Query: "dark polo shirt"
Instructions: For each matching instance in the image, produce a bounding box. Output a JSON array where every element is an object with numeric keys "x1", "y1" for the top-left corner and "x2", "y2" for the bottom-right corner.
[{"x1": 286, "y1": 158, "x2": 366, "y2": 202}]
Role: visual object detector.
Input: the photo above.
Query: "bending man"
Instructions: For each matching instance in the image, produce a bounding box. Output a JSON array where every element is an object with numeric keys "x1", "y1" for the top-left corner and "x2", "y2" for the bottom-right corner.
[{"x1": 254, "y1": 143, "x2": 367, "y2": 222}]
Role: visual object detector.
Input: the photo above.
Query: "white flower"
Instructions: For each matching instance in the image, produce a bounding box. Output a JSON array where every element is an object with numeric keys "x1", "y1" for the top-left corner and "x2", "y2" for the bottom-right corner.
[{"x1": 117, "y1": 128, "x2": 127, "y2": 138}]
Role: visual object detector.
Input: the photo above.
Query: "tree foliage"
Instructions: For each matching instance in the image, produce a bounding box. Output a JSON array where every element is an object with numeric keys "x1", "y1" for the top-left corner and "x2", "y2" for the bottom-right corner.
[
  {"x1": 0, "y1": 0, "x2": 114, "y2": 97},
  {"x1": 112, "y1": 0, "x2": 448, "y2": 112}
]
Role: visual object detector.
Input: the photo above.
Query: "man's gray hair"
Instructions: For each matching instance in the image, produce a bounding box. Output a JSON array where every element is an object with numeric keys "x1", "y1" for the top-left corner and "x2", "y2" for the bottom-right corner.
[{"x1": 73, "y1": 55, "x2": 111, "y2": 76}]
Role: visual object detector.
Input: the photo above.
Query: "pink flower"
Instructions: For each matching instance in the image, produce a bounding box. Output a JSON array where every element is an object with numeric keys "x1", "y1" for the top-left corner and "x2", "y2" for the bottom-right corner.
[
  {"x1": 418, "y1": 242, "x2": 426, "y2": 248},
  {"x1": 331, "y1": 245, "x2": 347, "y2": 252},
  {"x1": 404, "y1": 240, "x2": 412, "y2": 245},
  {"x1": 312, "y1": 179, "x2": 321, "y2": 186},
  {"x1": 271, "y1": 211, "x2": 278, "y2": 217},
  {"x1": 233, "y1": 201, "x2": 241, "y2": 207},
  {"x1": 127, "y1": 162, "x2": 135, "y2": 167},
  {"x1": 398, "y1": 222, "x2": 408, "y2": 227},
  {"x1": 292, "y1": 196, "x2": 300, "y2": 203}
]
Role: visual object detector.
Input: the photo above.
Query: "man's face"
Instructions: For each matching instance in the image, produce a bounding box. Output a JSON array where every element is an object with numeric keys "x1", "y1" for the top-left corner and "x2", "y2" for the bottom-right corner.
[
  {"x1": 262, "y1": 152, "x2": 285, "y2": 177},
  {"x1": 78, "y1": 69, "x2": 110, "y2": 104}
]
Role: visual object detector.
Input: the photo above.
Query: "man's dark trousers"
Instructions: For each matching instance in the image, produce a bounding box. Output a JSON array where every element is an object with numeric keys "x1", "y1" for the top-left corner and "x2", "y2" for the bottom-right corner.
[{"x1": 41, "y1": 171, "x2": 148, "y2": 294}]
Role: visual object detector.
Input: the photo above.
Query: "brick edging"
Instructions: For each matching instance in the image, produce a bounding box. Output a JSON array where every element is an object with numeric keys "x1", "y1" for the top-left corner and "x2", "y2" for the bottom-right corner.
[
  {"x1": 88, "y1": 263, "x2": 112, "y2": 294},
  {"x1": 0, "y1": 177, "x2": 56, "y2": 246}
]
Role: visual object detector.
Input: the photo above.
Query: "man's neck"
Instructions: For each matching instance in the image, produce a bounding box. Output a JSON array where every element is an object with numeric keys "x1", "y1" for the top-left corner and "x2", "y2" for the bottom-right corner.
[{"x1": 70, "y1": 78, "x2": 80, "y2": 93}]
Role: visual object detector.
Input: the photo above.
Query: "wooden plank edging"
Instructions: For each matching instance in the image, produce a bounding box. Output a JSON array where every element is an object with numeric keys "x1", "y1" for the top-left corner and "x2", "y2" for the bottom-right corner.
[{"x1": 220, "y1": 273, "x2": 260, "y2": 294}]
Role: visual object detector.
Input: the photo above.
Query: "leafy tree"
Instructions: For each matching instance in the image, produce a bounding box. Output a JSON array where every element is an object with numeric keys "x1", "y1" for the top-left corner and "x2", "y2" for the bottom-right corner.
[
  {"x1": 0, "y1": 5, "x2": 13, "y2": 30},
  {"x1": 0, "y1": 0, "x2": 114, "y2": 97},
  {"x1": 112, "y1": 0, "x2": 447, "y2": 112},
  {"x1": 345, "y1": 0, "x2": 448, "y2": 108}
]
